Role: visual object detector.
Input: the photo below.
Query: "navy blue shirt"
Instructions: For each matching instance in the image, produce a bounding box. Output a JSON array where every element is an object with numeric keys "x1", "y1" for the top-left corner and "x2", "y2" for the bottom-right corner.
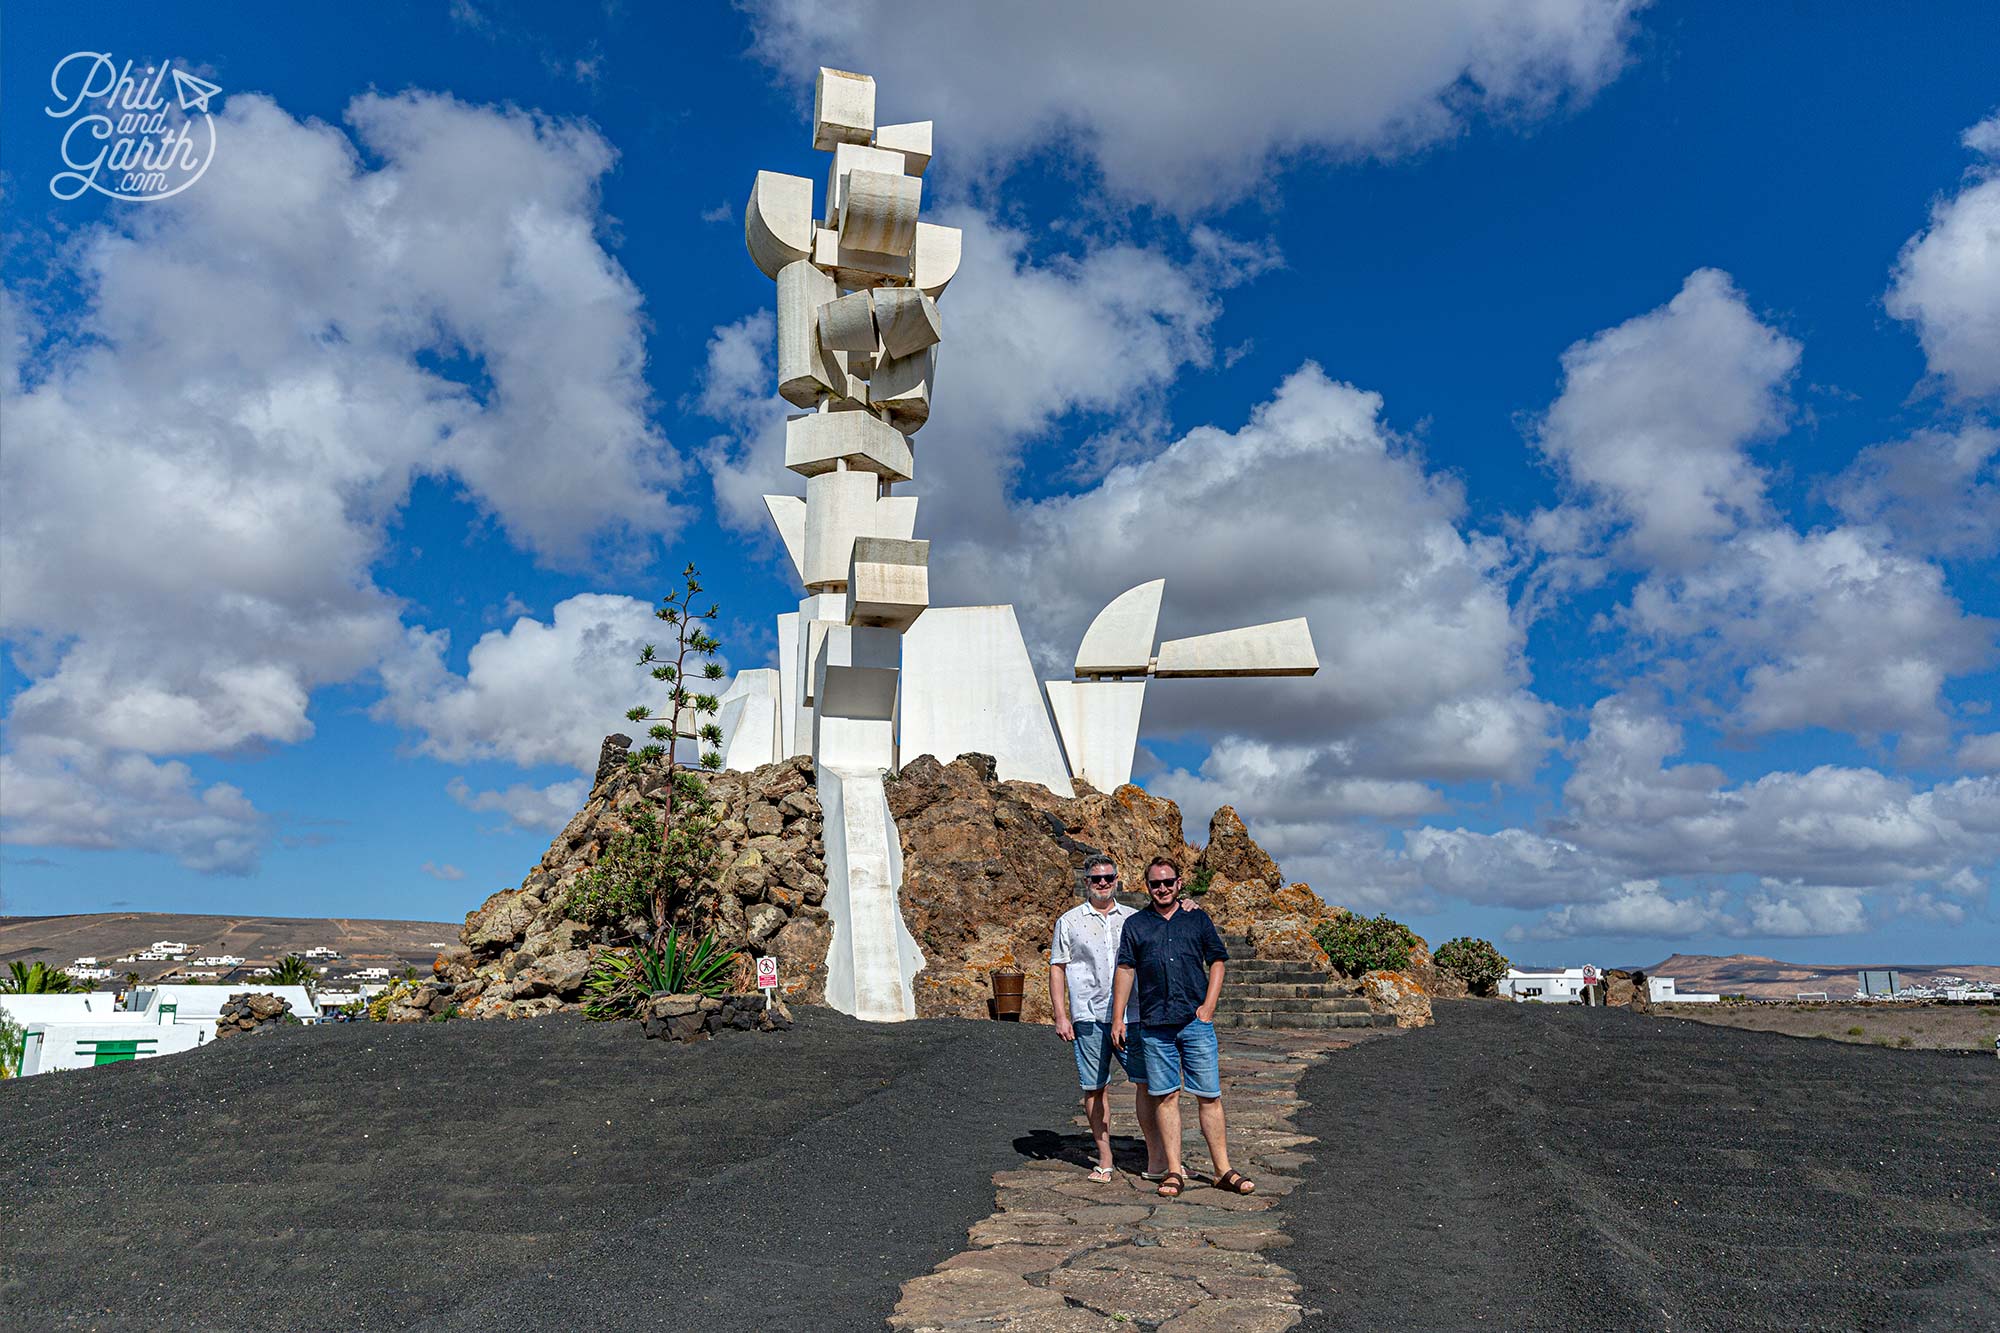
[{"x1": 1115, "y1": 906, "x2": 1229, "y2": 1028}]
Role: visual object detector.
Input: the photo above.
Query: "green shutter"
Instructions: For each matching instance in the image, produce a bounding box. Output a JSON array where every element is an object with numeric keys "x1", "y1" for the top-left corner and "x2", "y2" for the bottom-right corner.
[{"x1": 77, "y1": 1039, "x2": 158, "y2": 1065}]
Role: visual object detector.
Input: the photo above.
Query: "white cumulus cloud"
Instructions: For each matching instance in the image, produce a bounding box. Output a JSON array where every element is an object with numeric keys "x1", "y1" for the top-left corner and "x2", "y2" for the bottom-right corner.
[
  {"x1": 1886, "y1": 111, "x2": 2000, "y2": 400},
  {"x1": 743, "y1": 0, "x2": 1645, "y2": 212}
]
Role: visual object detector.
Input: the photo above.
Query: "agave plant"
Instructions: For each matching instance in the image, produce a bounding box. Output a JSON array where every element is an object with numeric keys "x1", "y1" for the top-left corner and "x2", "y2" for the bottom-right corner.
[
  {"x1": 2, "y1": 961, "x2": 88, "y2": 994},
  {"x1": 582, "y1": 930, "x2": 738, "y2": 1020}
]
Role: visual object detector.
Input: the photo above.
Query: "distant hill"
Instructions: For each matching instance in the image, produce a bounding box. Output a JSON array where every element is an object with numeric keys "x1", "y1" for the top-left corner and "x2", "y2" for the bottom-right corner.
[
  {"x1": 0, "y1": 912, "x2": 460, "y2": 984},
  {"x1": 1643, "y1": 952, "x2": 2000, "y2": 999}
]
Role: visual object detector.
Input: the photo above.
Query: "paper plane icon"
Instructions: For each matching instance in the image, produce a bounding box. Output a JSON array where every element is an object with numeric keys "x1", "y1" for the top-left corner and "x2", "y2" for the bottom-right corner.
[{"x1": 171, "y1": 68, "x2": 221, "y2": 114}]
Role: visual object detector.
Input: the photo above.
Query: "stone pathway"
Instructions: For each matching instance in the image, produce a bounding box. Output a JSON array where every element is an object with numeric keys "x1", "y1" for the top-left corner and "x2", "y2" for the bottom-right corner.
[{"x1": 889, "y1": 1030, "x2": 1389, "y2": 1332}]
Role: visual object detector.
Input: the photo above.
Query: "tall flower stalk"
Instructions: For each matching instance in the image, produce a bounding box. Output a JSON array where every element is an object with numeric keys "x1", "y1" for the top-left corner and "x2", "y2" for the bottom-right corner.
[{"x1": 624, "y1": 563, "x2": 727, "y2": 947}]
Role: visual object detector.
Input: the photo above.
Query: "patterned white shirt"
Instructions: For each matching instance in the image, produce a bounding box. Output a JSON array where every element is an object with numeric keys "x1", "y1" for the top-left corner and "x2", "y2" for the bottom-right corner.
[{"x1": 1049, "y1": 900, "x2": 1138, "y2": 1023}]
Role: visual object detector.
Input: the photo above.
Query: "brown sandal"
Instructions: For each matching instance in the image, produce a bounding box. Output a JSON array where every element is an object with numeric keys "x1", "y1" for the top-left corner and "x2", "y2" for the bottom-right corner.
[
  {"x1": 1213, "y1": 1170, "x2": 1257, "y2": 1195},
  {"x1": 1156, "y1": 1170, "x2": 1186, "y2": 1198}
]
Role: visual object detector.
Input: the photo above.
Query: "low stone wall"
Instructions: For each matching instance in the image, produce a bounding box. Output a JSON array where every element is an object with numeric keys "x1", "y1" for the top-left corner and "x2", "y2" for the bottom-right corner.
[{"x1": 641, "y1": 992, "x2": 794, "y2": 1042}]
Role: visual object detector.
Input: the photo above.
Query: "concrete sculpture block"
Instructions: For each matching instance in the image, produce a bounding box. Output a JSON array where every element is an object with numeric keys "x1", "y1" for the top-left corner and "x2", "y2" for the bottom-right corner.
[
  {"x1": 814, "y1": 225, "x2": 911, "y2": 286},
  {"x1": 796, "y1": 596, "x2": 844, "y2": 712},
  {"x1": 813, "y1": 67, "x2": 875, "y2": 151},
  {"x1": 785, "y1": 410, "x2": 914, "y2": 481},
  {"x1": 840, "y1": 168, "x2": 921, "y2": 256},
  {"x1": 912, "y1": 222, "x2": 962, "y2": 299},
  {"x1": 901, "y1": 606, "x2": 1073, "y2": 791},
  {"x1": 874, "y1": 120, "x2": 932, "y2": 177},
  {"x1": 817, "y1": 767, "x2": 923, "y2": 1021},
  {"x1": 819, "y1": 289, "x2": 878, "y2": 353},
  {"x1": 776, "y1": 259, "x2": 842, "y2": 407},
  {"x1": 873, "y1": 287, "x2": 942, "y2": 359},
  {"x1": 825, "y1": 144, "x2": 909, "y2": 227},
  {"x1": 870, "y1": 345, "x2": 934, "y2": 432},
  {"x1": 803, "y1": 468, "x2": 889, "y2": 588},
  {"x1": 1075, "y1": 579, "x2": 1165, "y2": 676},
  {"x1": 762, "y1": 494, "x2": 808, "y2": 583},
  {"x1": 1153, "y1": 617, "x2": 1320, "y2": 677},
  {"x1": 846, "y1": 536, "x2": 930, "y2": 630},
  {"x1": 745, "y1": 171, "x2": 815, "y2": 279},
  {"x1": 812, "y1": 623, "x2": 900, "y2": 772},
  {"x1": 875, "y1": 494, "x2": 919, "y2": 541},
  {"x1": 1045, "y1": 679, "x2": 1147, "y2": 791}
]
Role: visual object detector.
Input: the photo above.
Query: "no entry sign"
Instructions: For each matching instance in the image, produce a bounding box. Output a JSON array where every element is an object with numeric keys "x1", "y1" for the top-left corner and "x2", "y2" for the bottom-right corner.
[{"x1": 756, "y1": 956, "x2": 779, "y2": 991}]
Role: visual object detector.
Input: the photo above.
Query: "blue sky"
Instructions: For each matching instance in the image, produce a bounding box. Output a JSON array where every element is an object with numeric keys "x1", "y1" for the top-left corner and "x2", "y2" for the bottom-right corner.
[{"x1": 3, "y1": 1, "x2": 1996, "y2": 970}]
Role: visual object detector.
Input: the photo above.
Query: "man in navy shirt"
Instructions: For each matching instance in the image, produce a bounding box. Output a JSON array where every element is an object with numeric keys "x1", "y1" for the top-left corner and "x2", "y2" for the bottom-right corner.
[{"x1": 1110, "y1": 856, "x2": 1255, "y2": 1198}]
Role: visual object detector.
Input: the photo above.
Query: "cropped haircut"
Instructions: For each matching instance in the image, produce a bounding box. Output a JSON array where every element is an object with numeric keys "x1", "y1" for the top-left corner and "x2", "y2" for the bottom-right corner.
[
  {"x1": 1145, "y1": 855, "x2": 1181, "y2": 881},
  {"x1": 1082, "y1": 855, "x2": 1117, "y2": 875}
]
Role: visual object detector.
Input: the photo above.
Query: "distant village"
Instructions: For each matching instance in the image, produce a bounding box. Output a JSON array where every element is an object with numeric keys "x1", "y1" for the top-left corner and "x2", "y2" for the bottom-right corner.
[
  {"x1": 4, "y1": 932, "x2": 472, "y2": 1078},
  {"x1": 60, "y1": 936, "x2": 456, "y2": 1008}
]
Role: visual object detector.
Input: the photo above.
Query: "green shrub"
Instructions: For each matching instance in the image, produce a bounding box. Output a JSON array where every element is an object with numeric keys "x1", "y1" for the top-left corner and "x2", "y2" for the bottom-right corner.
[
  {"x1": 1433, "y1": 936, "x2": 1510, "y2": 994},
  {"x1": 566, "y1": 796, "x2": 718, "y2": 934},
  {"x1": 582, "y1": 930, "x2": 738, "y2": 1020},
  {"x1": 367, "y1": 977, "x2": 422, "y2": 1021},
  {"x1": 1186, "y1": 866, "x2": 1214, "y2": 897},
  {"x1": 1846, "y1": 1025, "x2": 1866, "y2": 1036},
  {"x1": 1311, "y1": 912, "x2": 1419, "y2": 977},
  {"x1": 0, "y1": 1010, "x2": 22, "y2": 1076}
]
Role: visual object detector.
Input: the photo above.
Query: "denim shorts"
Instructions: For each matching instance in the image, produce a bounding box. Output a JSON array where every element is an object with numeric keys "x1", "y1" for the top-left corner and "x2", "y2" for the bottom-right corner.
[
  {"x1": 1137, "y1": 1018, "x2": 1221, "y2": 1097},
  {"x1": 1070, "y1": 1020, "x2": 1140, "y2": 1090}
]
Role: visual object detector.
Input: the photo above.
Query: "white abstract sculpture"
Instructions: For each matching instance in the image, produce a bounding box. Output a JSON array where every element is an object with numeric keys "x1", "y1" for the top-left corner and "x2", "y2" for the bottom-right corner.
[{"x1": 734, "y1": 68, "x2": 1318, "y2": 1021}]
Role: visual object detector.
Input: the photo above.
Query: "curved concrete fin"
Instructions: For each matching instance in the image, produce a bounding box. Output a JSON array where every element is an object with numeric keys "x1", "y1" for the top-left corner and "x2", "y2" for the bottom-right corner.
[{"x1": 1074, "y1": 579, "x2": 1165, "y2": 676}]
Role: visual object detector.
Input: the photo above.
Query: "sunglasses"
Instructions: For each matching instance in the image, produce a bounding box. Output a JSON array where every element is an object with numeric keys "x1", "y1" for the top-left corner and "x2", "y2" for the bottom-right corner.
[
  {"x1": 1085, "y1": 873, "x2": 1117, "y2": 883},
  {"x1": 1147, "y1": 877, "x2": 1179, "y2": 888}
]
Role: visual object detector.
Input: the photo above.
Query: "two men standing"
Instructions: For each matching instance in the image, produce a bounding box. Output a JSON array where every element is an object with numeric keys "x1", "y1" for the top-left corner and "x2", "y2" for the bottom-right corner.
[{"x1": 1048, "y1": 854, "x2": 1255, "y2": 1198}]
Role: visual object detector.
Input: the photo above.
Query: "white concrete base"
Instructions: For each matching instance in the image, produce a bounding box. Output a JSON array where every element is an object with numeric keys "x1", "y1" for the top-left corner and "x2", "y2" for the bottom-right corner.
[
  {"x1": 901, "y1": 604, "x2": 1073, "y2": 792},
  {"x1": 1045, "y1": 679, "x2": 1147, "y2": 791},
  {"x1": 716, "y1": 669, "x2": 783, "y2": 771},
  {"x1": 817, "y1": 765, "x2": 924, "y2": 1022}
]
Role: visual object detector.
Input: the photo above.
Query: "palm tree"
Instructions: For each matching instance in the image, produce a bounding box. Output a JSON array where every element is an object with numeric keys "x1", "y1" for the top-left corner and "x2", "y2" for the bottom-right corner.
[
  {"x1": 265, "y1": 954, "x2": 320, "y2": 991},
  {"x1": 2, "y1": 961, "x2": 87, "y2": 994}
]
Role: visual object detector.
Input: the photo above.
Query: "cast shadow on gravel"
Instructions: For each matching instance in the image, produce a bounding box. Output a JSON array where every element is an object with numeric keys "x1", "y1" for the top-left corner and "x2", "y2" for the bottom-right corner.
[{"x1": 1015, "y1": 1128, "x2": 1154, "y2": 1175}]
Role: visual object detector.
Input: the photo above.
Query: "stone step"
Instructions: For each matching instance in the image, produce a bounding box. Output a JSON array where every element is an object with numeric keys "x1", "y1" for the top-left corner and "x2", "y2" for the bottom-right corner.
[
  {"x1": 1226, "y1": 964, "x2": 1331, "y2": 984},
  {"x1": 1228, "y1": 981, "x2": 1360, "y2": 1000},
  {"x1": 1224, "y1": 996, "x2": 1372, "y2": 1015},
  {"x1": 1213, "y1": 1010, "x2": 1381, "y2": 1030}
]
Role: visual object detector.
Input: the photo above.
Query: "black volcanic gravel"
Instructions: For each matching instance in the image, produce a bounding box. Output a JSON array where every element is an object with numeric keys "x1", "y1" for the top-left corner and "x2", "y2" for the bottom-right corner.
[
  {"x1": 0, "y1": 1010, "x2": 1074, "y2": 1332},
  {"x1": 1289, "y1": 1000, "x2": 2000, "y2": 1332}
]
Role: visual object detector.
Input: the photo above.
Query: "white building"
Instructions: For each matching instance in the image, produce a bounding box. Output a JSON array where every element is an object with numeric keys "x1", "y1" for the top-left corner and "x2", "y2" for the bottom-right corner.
[
  {"x1": 17, "y1": 1020, "x2": 206, "y2": 1076},
  {"x1": 127, "y1": 984, "x2": 322, "y2": 1036},
  {"x1": 1646, "y1": 977, "x2": 1720, "y2": 1004},
  {"x1": 302, "y1": 947, "x2": 341, "y2": 959},
  {"x1": 149, "y1": 941, "x2": 191, "y2": 954},
  {"x1": 1498, "y1": 967, "x2": 1598, "y2": 1003},
  {"x1": 347, "y1": 966, "x2": 391, "y2": 981},
  {"x1": 67, "y1": 967, "x2": 116, "y2": 983},
  {"x1": 1, "y1": 992, "x2": 126, "y2": 1027},
  {"x1": 191, "y1": 954, "x2": 244, "y2": 967},
  {"x1": 72, "y1": 956, "x2": 99, "y2": 967}
]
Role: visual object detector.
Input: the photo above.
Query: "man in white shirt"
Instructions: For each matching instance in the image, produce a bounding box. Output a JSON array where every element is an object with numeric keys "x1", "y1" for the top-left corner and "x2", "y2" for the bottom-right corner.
[{"x1": 1049, "y1": 855, "x2": 1166, "y2": 1183}]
